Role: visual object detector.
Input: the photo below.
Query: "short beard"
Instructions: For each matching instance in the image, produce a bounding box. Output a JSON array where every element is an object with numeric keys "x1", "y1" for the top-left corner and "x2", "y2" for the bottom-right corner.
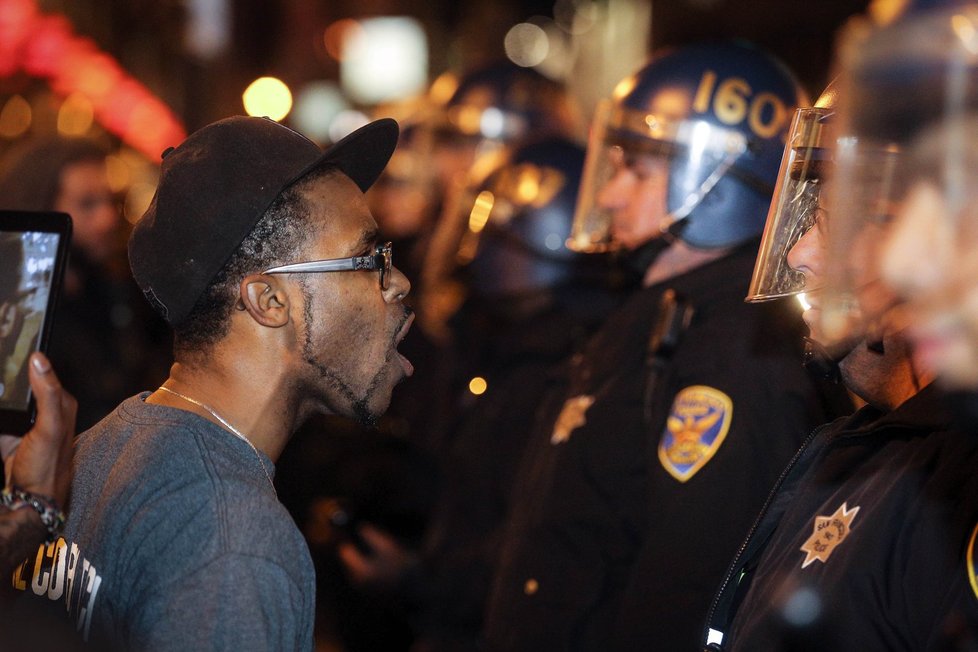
[{"x1": 300, "y1": 282, "x2": 384, "y2": 428}]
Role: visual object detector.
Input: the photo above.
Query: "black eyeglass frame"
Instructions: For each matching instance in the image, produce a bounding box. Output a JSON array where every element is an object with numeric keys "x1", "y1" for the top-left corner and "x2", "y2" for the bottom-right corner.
[{"x1": 261, "y1": 241, "x2": 393, "y2": 290}]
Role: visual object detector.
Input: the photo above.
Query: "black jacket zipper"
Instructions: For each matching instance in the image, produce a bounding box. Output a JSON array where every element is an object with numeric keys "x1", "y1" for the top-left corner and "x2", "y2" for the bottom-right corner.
[{"x1": 701, "y1": 422, "x2": 829, "y2": 650}]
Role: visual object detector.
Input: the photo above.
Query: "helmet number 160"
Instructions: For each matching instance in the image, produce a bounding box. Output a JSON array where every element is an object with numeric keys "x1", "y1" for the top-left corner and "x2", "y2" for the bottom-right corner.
[{"x1": 692, "y1": 70, "x2": 788, "y2": 139}]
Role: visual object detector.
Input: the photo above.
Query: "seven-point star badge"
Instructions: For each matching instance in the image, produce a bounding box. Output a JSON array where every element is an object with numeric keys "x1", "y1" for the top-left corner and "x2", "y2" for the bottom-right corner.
[{"x1": 800, "y1": 502, "x2": 860, "y2": 568}]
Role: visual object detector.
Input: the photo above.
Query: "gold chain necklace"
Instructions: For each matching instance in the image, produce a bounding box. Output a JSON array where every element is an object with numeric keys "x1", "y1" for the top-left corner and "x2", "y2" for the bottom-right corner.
[{"x1": 157, "y1": 386, "x2": 276, "y2": 494}]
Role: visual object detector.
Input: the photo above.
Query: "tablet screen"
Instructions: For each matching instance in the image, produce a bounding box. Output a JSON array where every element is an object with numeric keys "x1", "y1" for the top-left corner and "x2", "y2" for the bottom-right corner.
[
  {"x1": 0, "y1": 231, "x2": 61, "y2": 410},
  {"x1": 0, "y1": 211, "x2": 71, "y2": 434}
]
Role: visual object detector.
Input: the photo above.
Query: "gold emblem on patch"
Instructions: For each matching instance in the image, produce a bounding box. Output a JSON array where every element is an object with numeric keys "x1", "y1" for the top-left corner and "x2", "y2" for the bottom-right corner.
[
  {"x1": 967, "y1": 522, "x2": 978, "y2": 599},
  {"x1": 800, "y1": 502, "x2": 860, "y2": 568},
  {"x1": 551, "y1": 394, "x2": 595, "y2": 444},
  {"x1": 658, "y1": 385, "x2": 733, "y2": 482}
]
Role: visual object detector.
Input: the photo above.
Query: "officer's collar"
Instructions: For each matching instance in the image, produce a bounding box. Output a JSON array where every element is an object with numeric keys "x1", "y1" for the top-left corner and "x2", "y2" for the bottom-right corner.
[{"x1": 833, "y1": 382, "x2": 952, "y2": 438}]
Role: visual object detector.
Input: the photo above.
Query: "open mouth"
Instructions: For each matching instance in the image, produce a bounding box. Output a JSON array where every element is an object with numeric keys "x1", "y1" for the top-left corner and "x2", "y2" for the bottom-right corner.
[{"x1": 393, "y1": 310, "x2": 415, "y2": 377}]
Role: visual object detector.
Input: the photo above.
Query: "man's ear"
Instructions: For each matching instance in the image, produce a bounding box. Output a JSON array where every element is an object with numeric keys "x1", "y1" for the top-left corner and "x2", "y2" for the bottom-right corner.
[{"x1": 237, "y1": 275, "x2": 291, "y2": 328}]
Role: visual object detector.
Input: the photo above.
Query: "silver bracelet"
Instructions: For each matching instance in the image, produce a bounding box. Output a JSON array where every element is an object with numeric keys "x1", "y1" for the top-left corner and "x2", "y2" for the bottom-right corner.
[{"x1": 2, "y1": 486, "x2": 65, "y2": 542}]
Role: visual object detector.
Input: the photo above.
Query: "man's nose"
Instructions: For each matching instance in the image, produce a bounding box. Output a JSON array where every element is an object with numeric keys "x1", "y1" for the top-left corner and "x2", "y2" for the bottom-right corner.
[
  {"x1": 384, "y1": 265, "x2": 411, "y2": 302},
  {"x1": 596, "y1": 170, "x2": 633, "y2": 211},
  {"x1": 786, "y1": 223, "x2": 822, "y2": 281}
]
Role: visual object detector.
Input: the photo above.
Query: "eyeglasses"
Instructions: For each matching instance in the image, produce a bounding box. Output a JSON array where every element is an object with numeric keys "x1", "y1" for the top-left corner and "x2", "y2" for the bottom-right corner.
[{"x1": 261, "y1": 241, "x2": 393, "y2": 290}]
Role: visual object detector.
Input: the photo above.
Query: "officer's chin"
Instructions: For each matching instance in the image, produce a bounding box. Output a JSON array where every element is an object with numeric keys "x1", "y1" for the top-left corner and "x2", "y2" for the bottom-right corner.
[{"x1": 618, "y1": 236, "x2": 674, "y2": 276}]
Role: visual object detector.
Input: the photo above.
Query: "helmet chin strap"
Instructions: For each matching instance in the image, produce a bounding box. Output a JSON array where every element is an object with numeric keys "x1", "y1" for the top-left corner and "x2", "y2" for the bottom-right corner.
[
  {"x1": 802, "y1": 331, "x2": 878, "y2": 383},
  {"x1": 803, "y1": 337, "x2": 845, "y2": 383},
  {"x1": 619, "y1": 233, "x2": 675, "y2": 281},
  {"x1": 803, "y1": 330, "x2": 890, "y2": 386}
]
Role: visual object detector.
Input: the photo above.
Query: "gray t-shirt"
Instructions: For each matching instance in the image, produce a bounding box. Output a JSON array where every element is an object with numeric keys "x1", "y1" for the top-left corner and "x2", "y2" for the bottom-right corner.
[{"x1": 14, "y1": 394, "x2": 315, "y2": 650}]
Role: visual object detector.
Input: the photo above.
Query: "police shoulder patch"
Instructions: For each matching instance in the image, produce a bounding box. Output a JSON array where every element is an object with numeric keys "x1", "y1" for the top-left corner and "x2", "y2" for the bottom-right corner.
[
  {"x1": 658, "y1": 385, "x2": 733, "y2": 482},
  {"x1": 968, "y1": 522, "x2": 978, "y2": 599}
]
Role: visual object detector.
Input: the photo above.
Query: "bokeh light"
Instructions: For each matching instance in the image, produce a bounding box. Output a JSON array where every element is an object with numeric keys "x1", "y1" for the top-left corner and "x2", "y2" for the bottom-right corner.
[
  {"x1": 328, "y1": 109, "x2": 370, "y2": 143},
  {"x1": 292, "y1": 81, "x2": 350, "y2": 144},
  {"x1": 57, "y1": 92, "x2": 94, "y2": 135},
  {"x1": 468, "y1": 191, "x2": 495, "y2": 234},
  {"x1": 428, "y1": 71, "x2": 459, "y2": 105},
  {"x1": 123, "y1": 182, "x2": 157, "y2": 225},
  {"x1": 242, "y1": 76, "x2": 293, "y2": 121},
  {"x1": 184, "y1": 0, "x2": 231, "y2": 60},
  {"x1": 324, "y1": 19, "x2": 364, "y2": 61},
  {"x1": 469, "y1": 376, "x2": 488, "y2": 396},
  {"x1": 104, "y1": 154, "x2": 131, "y2": 193},
  {"x1": 504, "y1": 22, "x2": 549, "y2": 67},
  {"x1": 340, "y1": 17, "x2": 428, "y2": 104},
  {"x1": 0, "y1": 95, "x2": 32, "y2": 138}
]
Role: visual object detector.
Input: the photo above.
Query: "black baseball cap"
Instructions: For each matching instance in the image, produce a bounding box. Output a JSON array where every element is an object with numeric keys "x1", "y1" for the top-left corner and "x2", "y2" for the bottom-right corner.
[{"x1": 129, "y1": 115, "x2": 399, "y2": 327}]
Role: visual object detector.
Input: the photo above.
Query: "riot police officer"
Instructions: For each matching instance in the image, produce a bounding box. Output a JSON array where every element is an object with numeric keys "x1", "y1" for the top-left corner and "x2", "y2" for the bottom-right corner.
[
  {"x1": 704, "y1": 10, "x2": 978, "y2": 646},
  {"x1": 419, "y1": 136, "x2": 621, "y2": 651},
  {"x1": 419, "y1": 60, "x2": 580, "y2": 344},
  {"x1": 484, "y1": 41, "x2": 846, "y2": 652}
]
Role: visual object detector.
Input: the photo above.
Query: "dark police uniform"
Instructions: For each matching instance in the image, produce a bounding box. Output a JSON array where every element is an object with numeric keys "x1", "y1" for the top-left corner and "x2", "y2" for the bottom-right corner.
[
  {"x1": 705, "y1": 384, "x2": 978, "y2": 651},
  {"x1": 484, "y1": 242, "x2": 845, "y2": 651},
  {"x1": 415, "y1": 294, "x2": 611, "y2": 651}
]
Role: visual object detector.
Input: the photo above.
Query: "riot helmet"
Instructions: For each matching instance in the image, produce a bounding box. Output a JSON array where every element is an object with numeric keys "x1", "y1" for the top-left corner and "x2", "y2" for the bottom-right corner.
[
  {"x1": 429, "y1": 60, "x2": 579, "y2": 203},
  {"x1": 457, "y1": 137, "x2": 609, "y2": 298},
  {"x1": 435, "y1": 60, "x2": 577, "y2": 150},
  {"x1": 569, "y1": 41, "x2": 808, "y2": 254},
  {"x1": 419, "y1": 64, "x2": 579, "y2": 339}
]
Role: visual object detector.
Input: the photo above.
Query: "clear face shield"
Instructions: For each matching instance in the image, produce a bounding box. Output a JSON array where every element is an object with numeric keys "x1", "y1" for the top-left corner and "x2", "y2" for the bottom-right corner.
[
  {"x1": 831, "y1": 5, "x2": 978, "y2": 389},
  {"x1": 568, "y1": 99, "x2": 748, "y2": 253},
  {"x1": 821, "y1": 135, "x2": 903, "y2": 352},
  {"x1": 417, "y1": 144, "x2": 510, "y2": 339},
  {"x1": 746, "y1": 106, "x2": 833, "y2": 303},
  {"x1": 423, "y1": 145, "x2": 512, "y2": 273},
  {"x1": 418, "y1": 74, "x2": 541, "y2": 339},
  {"x1": 424, "y1": 97, "x2": 522, "y2": 291}
]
